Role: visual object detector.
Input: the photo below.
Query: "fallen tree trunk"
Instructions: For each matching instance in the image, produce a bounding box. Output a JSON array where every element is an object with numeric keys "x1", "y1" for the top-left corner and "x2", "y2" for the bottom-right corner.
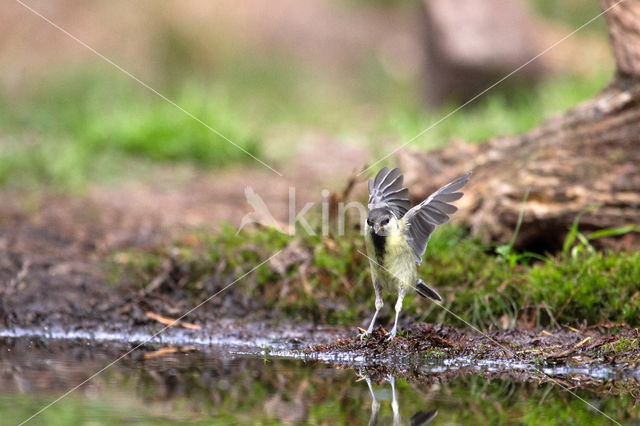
[{"x1": 399, "y1": 0, "x2": 640, "y2": 251}]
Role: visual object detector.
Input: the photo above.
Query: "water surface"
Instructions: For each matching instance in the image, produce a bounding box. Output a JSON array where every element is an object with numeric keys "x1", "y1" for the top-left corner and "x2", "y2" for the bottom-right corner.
[{"x1": 0, "y1": 333, "x2": 637, "y2": 425}]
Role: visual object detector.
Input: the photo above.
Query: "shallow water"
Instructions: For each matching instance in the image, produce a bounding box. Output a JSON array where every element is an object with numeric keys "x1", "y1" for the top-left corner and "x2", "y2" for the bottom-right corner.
[{"x1": 0, "y1": 330, "x2": 638, "y2": 425}]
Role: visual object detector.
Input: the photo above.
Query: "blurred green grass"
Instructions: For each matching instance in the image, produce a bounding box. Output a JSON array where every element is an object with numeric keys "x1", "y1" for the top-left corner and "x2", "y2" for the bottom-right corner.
[
  {"x1": 374, "y1": 67, "x2": 612, "y2": 151},
  {"x1": 0, "y1": 72, "x2": 261, "y2": 190},
  {"x1": 0, "y1": 0, "x2": 613, "y2": 191},
  {"x1": 0, "y1": 62, "x2": 612, "y2": 190},
  {"x1": 530, "y1": 0, "x2": 607, "y2": 31},
  {"x1": 0, "y1": 48, "x2": 365, "y2": 190}
]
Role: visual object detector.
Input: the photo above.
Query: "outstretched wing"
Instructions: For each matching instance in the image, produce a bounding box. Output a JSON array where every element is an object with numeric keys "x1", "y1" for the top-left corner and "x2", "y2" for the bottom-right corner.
[
  {"x1": 368, "y1": 167, "x2": 411, "y2": 218},
  {"x1": 402, "y1": 173, "x2": 471, "y2": 263}
]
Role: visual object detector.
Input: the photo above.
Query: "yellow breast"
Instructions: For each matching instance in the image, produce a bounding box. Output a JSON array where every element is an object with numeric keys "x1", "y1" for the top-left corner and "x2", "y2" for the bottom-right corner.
[{"x1": 381, "y1": 230, "x2": 416, "y2": 289}]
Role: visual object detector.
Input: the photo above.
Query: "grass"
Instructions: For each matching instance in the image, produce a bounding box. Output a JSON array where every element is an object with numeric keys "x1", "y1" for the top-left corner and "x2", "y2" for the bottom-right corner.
[
  {"x1": 0, "y1": 71, "x2": 262, "y2": 190},
  {"x1": 348, "y1": 0, "x2": 609, "y2": 34},
  {"x1": 112, "y1": 217, "x2": 640, "y2": 330},
  {"x1": 529, "y1": 0, "x2": 608, "y2": 32},
  {"x1": 602, "y1": 337, "x2": 639, "y2": 354},
  {"x1": 374, "y1": 67, "x2": 612, "y2": 152},
  {"x1": 0, "y1": 42, "x2": 373, "y2": 191},
  {"x1": 0, "y1": 51, "x2": 612, "y2": 190}
]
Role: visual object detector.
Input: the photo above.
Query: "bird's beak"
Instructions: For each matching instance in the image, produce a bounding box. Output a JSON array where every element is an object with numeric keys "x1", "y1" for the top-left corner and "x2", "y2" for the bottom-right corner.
[{"x1": 373, "y1": 224, "x2": 382, "y2": 234}]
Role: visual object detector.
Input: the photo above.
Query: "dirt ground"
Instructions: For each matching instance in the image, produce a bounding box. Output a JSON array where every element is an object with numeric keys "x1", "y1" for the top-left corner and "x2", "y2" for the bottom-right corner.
[
  {"x1": 3, "y1": 195, "x2": 638, "y2": 385},
  {"x1": 311, "y1": 324, "x2": 640, "y2": 389},
  {"x1": 315, "y1": 323, "x2": 640, "y2": 365},
  {"x1": 0, "y1": 140, "x2": 368, "y2": 329},
  {"x1": 0, "y1": 195, "x2": 160, "y2": 328}
]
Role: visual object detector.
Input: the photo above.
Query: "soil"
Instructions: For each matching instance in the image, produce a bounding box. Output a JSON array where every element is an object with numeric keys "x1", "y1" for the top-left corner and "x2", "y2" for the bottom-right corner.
[
  {"x1": 0, "y1": 194, "x2": 169, "y2": 329},
  {"x1": 312, "y1": 324, "x2": 640, "y2": 373},
  {"x1": 0, "y1": 140, "x2": 368, "y2": 329},
  {"x1": 89, "y1": 139, "x2": 368, "y2": 229},
  {"x1": 300, "y1": 325, "x2": 640, "y2": 395}
]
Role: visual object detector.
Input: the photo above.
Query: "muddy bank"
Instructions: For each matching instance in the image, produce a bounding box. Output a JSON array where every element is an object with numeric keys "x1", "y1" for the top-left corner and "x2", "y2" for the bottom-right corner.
[
  {"x1": 314, "y1": 323, "x2": 640, "y2": 364},
  {"x1": 310, "y1": 323, "x2": 640, "y2": 388},
  {"x1": 0, "y1": 195, "x2": 279, "y2": 329},
  {"x1": 2, "y1": 320, "x2": 640, "y2": 393},
  {"x1": 0, "y1": 196, "x2": 167, "y2": 329}
]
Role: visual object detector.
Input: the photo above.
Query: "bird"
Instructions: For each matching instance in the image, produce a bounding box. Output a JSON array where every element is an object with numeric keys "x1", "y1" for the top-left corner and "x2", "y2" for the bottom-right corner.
[
  {"x1": 363, "y1": 167, "x2": 471, "y2": 340},
  {"x1": 359, "y1": 371, "x2": 438, "y2": 426}
]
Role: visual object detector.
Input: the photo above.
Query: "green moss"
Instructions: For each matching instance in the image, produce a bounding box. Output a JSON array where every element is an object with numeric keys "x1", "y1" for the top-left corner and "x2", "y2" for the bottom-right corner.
[
  {"x1": 422, "y1": 348, "x2": 446, "y2": 360},
  {"x1": 602, "y1": 338, "x2": 639, "y2": 354},
  {"x1": 111, "y1": 221, "x2": 640, "y2": 330}
]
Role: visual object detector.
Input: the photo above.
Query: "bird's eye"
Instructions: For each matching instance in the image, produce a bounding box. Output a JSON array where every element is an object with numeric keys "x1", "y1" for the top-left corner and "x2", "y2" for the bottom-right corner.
[
  {"x1": 381, "y1": 218, "x2": 389, "y2": 225},
  {"x1": 366, "y1": 218, "x2": 373, "y2": 226}
]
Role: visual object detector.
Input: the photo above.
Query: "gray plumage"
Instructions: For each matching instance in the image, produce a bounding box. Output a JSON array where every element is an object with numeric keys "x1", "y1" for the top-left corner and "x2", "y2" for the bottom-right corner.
[
  {"x1": 362, "y1": 167, "x2": 470, "y2": 339},
  {"x1": 403, "y1": 173, "x2": 469, "y2": 263},
  {"x1": 367, "y1": 167, "x2": 411, "y2": 218}
]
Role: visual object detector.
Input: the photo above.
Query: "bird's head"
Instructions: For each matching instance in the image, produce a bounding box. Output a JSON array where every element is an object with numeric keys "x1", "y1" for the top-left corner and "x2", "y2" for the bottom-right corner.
[{"x1": 367, "y1": 208, "x2": 399, "y2": 235}]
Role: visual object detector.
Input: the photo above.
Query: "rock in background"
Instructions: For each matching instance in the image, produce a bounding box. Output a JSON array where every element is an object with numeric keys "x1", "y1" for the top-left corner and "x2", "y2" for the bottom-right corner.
[{"x1": 420, "y1": 0, "x2": 548, "y2": 106}]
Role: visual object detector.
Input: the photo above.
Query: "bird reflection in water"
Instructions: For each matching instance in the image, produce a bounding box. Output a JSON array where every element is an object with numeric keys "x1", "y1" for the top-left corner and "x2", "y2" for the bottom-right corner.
[{"x1": 359, "y1": 373, "x2": 438, "y2": 426}]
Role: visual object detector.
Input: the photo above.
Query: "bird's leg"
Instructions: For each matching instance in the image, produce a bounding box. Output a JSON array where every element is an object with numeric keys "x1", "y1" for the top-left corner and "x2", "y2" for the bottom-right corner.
[
  {"x1": 387, "y1": 376, "x2": 400, "y2": 425},
  {"x1": 365, "y1": 375, "x2": 380, "y2": 426},
  {"x1": 387, "y1": 288, "x2": 406, "y2": 340},
  {"x1": 361, "y1": 282, "x2": 383, "y2": 339},
  {"x1": 366, "y1": 294, "x2": 384, "y2": 334},
  {"x1": 387, "y1": 375, "x2": 401, "y2": 426}
]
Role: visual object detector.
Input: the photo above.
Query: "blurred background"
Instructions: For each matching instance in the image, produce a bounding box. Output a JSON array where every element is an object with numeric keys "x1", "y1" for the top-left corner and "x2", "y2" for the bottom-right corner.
[{"x1": 0, "y1": 0, "x2": 614, "y2": 229}]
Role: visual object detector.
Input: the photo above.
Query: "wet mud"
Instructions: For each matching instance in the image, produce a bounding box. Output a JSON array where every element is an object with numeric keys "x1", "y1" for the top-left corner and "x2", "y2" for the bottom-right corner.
[{"x1": 2, "y1": 320, "x2": 640, "y2": 395}]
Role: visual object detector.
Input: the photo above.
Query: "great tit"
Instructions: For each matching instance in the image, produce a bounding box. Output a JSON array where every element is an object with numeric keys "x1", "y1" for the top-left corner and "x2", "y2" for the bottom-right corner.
[{"x1": 363, "y1": 167, "x2": 470, "y2": 340}]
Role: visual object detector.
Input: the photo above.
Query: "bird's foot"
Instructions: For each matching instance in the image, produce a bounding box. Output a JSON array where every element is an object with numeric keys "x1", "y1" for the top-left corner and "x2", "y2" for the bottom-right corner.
[
  {"x1": 385, "y1": 328, "x2": 397, "y2": 341},
  {"x1": 355, "y1": 369, "x2": 369, "y2": 381},
  {"x1": 358, "y1": 327, "x2": 371, "y2": 341}
]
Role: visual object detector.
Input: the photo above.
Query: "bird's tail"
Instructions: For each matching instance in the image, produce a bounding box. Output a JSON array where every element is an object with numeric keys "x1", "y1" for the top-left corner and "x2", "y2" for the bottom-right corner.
[
  {"x1": 415, "y1": 279, "x2": 442, "y2": 302},
  {"x1": 410, "y1": 410, "x2": 438, "y2": 426}
]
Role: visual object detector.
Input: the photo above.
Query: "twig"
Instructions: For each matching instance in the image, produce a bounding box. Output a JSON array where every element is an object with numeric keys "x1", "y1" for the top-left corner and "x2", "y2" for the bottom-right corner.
[
  {"x1": 143, "y1": 346, "x2": 196, "y2": 359},
  {"x1": 145, "y1": 311, "x2": 201, "y2": 330}
]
